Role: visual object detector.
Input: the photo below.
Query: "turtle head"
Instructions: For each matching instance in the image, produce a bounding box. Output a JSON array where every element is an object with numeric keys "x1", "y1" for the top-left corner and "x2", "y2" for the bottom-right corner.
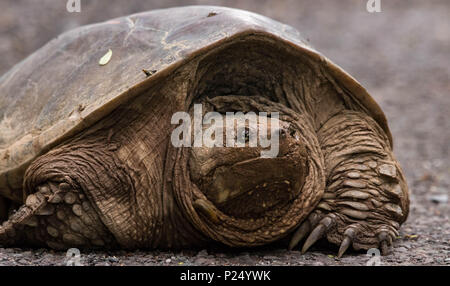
[{"x1": 189, "y1": 112, "x2": 308, "y2": 219}]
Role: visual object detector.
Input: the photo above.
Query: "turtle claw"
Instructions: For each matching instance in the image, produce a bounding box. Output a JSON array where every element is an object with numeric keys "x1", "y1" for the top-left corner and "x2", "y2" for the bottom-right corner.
[
  {"x1": 337, "y1": 236, "x2": 351, "y2": 258},
  {"x1": 0, "y1": 182, "x2": 68, "y2": 245},
  {"x1": 301, "y1": 216, "x2": 335, "y2": 254},
  {"x1": 380, "y1": 241, "x2": 389, "y2": 256},
  {"x1": 378, "y1": 231, "x2": 392, "y2": 256},
  {"x1": 288, "y1": 220, "x2": 310, "y2": 250},
  {"x1": 301, "y1": 224, "x2": 325, "y2": 254},
  {"x1": 288, "y1": 211, "x2": 322, "y2": 251},
  {"x1": 0, "y1": 191, "x2": 46, "y2": 244},
  {"x1": 337, "y1": 228, "x2": 355, "y2": 258},
  {"x1": 288, "y1": 206, "x2": 399, "y2": 258}
]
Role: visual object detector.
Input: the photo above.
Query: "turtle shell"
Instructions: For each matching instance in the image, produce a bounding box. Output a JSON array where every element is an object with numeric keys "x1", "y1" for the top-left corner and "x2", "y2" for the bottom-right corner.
[{"x1": 0, "y1": 6, "x2": 391, "y2": 202}]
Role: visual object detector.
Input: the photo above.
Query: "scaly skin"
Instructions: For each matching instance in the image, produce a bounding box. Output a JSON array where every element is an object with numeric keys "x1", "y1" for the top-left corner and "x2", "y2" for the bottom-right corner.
[
  {"x1": 0, "y1": 99, "x2": 409, "y2": 257},
  {"x1": 0, "y1": 35, "x2": 409, "y2": 257},
  {"x1": 172, "y1": 96, "x2": 325, "y2": 247}
]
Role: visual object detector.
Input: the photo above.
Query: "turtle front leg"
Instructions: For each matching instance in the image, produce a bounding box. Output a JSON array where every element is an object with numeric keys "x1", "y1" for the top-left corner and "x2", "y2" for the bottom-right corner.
[
  {"x1": 0, "y1": 138, "x2": 123, "y2": 249},
  {"x1": 0, "y1": 180, "x2": 115, "y2": 249},
  {"x1": 289, "y1": 111, "x2": 409, "y2": 257}
]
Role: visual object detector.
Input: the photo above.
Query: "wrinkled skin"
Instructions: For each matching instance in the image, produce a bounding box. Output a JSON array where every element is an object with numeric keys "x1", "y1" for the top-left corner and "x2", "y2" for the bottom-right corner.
[{"x1": 0, "y1": 14, "x2": 409, "y2": 257}]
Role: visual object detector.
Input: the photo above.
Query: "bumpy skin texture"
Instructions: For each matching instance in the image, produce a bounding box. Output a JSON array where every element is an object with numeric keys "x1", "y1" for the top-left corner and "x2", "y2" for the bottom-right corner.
[
  {"x1": 289, "y1": 111, "x2": 408, "y2": 256},
  {"x1": 0, "y1": 7, "x2": 409, "y2": 256}
]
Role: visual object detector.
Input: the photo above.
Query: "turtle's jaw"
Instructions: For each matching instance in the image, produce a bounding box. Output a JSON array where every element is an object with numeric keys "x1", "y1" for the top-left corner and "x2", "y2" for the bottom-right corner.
[
  {"x1": 207, "y1": 155, "x2": 306, "y2": 218},
  {"x1": 189, "y1": 123, "x2": 308, "y2": 219}
]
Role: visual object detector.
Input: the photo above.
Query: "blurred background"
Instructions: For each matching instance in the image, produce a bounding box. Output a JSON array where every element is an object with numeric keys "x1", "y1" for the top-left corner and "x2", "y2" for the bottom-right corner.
[{"x1": 0, "y1": 0, "x2": 448, "y2": 265}]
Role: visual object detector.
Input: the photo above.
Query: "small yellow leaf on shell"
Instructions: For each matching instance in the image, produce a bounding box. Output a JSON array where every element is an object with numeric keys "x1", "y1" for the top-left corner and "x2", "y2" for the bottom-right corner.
[{"x1": 99, "y1": 49, "x2": 112, "y2": 66}]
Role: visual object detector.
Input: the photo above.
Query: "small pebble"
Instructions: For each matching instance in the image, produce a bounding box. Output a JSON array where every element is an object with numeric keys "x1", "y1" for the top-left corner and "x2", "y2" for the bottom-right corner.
[
  {"x1": 108, "y1": 256, "x2": 119, "y2": 263},
  {"x1": 428, "y1": 194, "x2": 448, "y2": 204},
  {"x1": 396, "y1": 247, "x2": 408, "y2": 253}
]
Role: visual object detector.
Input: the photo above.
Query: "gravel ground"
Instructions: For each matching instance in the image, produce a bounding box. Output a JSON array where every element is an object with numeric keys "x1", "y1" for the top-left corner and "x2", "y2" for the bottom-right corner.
[{"x1": 0, "y1": 0, "x2": 448, "y2": 266}]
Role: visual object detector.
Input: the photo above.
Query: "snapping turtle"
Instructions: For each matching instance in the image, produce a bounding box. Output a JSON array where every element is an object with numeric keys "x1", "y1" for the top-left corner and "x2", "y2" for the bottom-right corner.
[{"x1": 0, "y1": 6, "x2": 409, "y2": 257}]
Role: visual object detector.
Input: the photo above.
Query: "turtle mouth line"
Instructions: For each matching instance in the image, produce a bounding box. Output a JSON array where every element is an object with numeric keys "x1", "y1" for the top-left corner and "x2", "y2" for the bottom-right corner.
[{"x1": 215, "y1": 179, "x2": 297, "y2": 217}]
